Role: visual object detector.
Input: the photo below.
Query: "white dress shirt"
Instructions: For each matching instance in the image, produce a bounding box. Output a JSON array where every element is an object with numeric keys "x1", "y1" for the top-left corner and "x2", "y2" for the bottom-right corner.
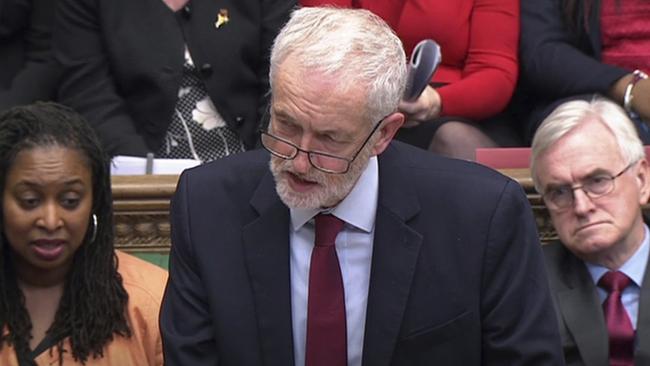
[{"x1": 290, "y1": 157, "x2": 378, "y2": 366}]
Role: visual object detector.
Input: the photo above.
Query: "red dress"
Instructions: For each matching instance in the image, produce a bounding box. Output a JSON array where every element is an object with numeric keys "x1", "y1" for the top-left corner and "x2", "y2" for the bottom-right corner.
[{"x1": 300, "y1": 0, "x2": 519, "y2": 121}]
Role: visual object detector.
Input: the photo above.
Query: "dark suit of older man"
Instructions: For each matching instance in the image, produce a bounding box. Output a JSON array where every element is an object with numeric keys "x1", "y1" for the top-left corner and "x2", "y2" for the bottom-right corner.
[
  {"x1": 160, "y1": 142, "x2": 564, "y2": 365},
  {"x1": 544, "y1": 241, "x2": 650, "y2": 366}
]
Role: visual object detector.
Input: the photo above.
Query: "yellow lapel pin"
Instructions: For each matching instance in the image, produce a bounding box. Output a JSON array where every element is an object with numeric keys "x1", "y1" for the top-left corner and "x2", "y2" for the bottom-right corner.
[{"x1": 215, "y1": 9, "x2": 229, "y2": 29}]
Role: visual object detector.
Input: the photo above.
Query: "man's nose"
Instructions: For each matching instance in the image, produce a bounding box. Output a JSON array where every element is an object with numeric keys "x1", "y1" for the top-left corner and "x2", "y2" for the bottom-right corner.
[
  {"x1": 292, "y1": 150, "x2": 312, "y2": 174},
  {"x1": 572, "y1": 188, "x2": 596, "y2": 215}
]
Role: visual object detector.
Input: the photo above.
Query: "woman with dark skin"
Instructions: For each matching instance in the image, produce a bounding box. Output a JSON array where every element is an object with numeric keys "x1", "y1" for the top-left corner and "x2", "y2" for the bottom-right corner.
[{"x1": 0, "y1": 102, "x2": 167, "y2": 365}]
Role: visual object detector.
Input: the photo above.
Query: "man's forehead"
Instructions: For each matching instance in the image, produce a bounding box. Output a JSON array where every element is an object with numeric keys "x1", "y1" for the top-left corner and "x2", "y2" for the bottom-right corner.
[{"x1": 536, "y1": 121, "x2": 626, "y2": 182}]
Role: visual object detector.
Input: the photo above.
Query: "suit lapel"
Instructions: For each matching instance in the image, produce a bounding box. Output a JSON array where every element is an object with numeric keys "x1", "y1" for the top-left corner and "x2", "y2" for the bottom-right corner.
[
  {"x1": 242, "y1": 172, "x2": 295, "y2": 366},
  {"x1": 362, "y1": 145, "x2": 423, "y2": 366},
  {"x1": 556, "y1": 250, "x2": 609, "y2": 366},
  {"x1": 635, "y1": 244, "x2": 650, "y2": 364}
]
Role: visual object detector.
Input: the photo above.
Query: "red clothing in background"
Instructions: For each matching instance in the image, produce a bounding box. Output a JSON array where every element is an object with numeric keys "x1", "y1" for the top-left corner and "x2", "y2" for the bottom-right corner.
[
  {"x1": 600, "y1": 0, "x2": 650, "y2": 74},
  {"x1": 300, "y1": 0, "x2": 519, "y2": 121}
]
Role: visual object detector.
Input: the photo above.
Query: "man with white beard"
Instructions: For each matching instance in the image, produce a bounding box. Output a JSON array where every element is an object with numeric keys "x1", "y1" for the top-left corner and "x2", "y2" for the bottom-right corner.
[{"x1": 160, "y1": 7, "x2": 564, "y2": 366}]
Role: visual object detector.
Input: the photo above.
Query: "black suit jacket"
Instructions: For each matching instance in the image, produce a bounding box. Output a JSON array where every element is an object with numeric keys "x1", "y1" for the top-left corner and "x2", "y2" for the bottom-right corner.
[
  {"x1": 543, "y1": 242, "x2": 650, "y2": 366},
  {"x1": 160, "y1": 141, "x2": 565, "y2": 365},
  {"x1": 0, "y1": 0, "x2": 61, "y2": 110},
  {"x1": 515, "y1": 0, "x2": 630, "y2": 141},
  {"x1": 54, "y1": 0, "x2": 295, "y2": 156}
]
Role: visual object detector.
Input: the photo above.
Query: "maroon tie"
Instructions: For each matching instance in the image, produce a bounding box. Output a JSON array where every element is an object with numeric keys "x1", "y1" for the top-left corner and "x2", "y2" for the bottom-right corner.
[
  {"x1": 305, "y1": 214, "x2": 347, "y2": 366},
  {"x1": 598, "y1": 271, "x2": 635, "y2": 366}
]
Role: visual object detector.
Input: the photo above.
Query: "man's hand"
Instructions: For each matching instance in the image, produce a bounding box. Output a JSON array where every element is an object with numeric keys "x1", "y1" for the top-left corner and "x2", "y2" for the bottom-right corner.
[{"x1": 398, "y1": 85, "x2": 442, "y2": 127}]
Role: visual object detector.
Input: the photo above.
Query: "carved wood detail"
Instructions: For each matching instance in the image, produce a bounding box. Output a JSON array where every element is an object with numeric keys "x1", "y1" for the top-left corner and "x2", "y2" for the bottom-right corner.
[
  {"x1": 111, "y1": 169, "x2": 564, "y2": 253},
  {"x1": 112, "y1": 175, "x2": 177, "y2": 253}
]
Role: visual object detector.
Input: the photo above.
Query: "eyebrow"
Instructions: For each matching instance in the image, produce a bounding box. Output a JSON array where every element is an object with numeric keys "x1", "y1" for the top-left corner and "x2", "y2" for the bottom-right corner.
[
  {"x1": 272, "y1": 108, "x2": 296, "y2": 123},
  {"x1": 544, "y1": 167, "x2": 615, "y2": 189},
  {"x1": 15, "y1": 178, "x2": 87, "y2": 189},
  {"x1": 272, "y1": 109, "x2": 350, "y2": 141}
]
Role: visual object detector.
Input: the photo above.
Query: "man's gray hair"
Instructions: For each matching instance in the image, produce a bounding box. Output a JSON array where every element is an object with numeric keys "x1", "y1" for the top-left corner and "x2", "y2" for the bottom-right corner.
[
  {"x1": 531, "y1": 96, "x2": 645, "y2": 192},
  {"x1": 269, "y1": 6, "x2": 407, "y2": 124}
]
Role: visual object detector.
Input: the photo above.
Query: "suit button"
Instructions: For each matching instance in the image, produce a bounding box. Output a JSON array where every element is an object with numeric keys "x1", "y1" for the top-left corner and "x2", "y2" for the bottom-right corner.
[
  {"x1": 181, "y1": 5, "x2": 191, "y2": 19},
  {"x1": 200, "y1": 63, "x2": 213, "y2": 77},
  {"x1": 235, "y1": 116, "x2": 244, "y2": 125}
]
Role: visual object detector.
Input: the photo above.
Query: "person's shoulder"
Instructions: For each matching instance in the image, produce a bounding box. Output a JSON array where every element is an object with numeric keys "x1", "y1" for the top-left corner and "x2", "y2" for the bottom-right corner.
[
  {"x1": 384, "y1": 141, "x2": 515, "y2": 188},
  {"x1": 541, "y1": 241, "x2": 575, "y2": 281},
  {"x1": 175, "y1": 149, "x2": 272, "y2": 203},
  {"x1": 181, "y1": 148, "x2": 270, "y2": 183},
  {"x1": 115, "y1": 250, "x2": 168, "y2": 305},
  {"x1": 542, "y1": 241, "x2": 571, "y2": 263}
]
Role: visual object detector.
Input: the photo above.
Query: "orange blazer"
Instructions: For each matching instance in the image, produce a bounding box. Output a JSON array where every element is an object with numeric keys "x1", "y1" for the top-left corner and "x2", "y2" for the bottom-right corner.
[{"x1": 0, "y1": 251, "x2": 168, "y2": 366}]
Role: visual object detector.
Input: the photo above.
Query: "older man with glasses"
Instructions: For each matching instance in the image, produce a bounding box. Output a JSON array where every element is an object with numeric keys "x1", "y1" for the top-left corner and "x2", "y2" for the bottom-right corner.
[
  {"x1": 531, "y1": 97, "x2": 650, "y2": 366},
  {"x1": 160, "y1": 6, "x2": 564, "y2": 366}
]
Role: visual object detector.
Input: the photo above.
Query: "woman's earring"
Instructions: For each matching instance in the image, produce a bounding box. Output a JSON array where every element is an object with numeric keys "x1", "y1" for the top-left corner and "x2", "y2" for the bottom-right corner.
[{"x1": 90, "y1": 214, "x2": 98, "y2": 243}]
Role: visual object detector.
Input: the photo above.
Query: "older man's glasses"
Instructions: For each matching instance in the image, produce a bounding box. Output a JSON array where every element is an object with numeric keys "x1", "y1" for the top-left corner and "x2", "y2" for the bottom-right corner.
[
  {"x1": 260, "y1": 119, "x2": 384, "y2": 174},
  {"x1": 542, "y1": 162, "x2": 636, "y2": 210}
]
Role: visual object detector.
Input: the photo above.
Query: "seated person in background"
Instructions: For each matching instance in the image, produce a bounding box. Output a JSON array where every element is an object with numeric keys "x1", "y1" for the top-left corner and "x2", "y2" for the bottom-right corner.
[
  {"x1": 300, "y1": 0, "x2": 522, "y2": 160},
  {"x1": 518, "y1": 0, "x2": 650, "y2": 145},
  {"x1": 531, "y1": 97, "x2": 650, "y2": 365},
  {"x1": 0, "y1": 102, "x2": 168, "y2": 365},
  {"x1": 54, "y1": 0, "x2": 295, "y2": 160},
  {"x1": 0, "y1": 0, "x2": 61, "y2": 111},
  {"x1": 160, "y1": 7, "x2": 563, "y2": 365}
]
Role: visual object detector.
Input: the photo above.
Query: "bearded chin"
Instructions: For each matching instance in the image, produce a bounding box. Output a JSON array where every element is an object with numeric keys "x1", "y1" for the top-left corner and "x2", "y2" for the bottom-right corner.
[{"x1": 269, "y1": 154, "x2": 369, "y2": 210}]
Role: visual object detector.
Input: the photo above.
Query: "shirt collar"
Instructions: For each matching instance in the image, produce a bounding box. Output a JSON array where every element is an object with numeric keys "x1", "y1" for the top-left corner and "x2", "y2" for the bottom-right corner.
[
  {"x1": 586, "y1": 224, "x2": 650, "y2": 288},
  {"x1": 290, "y1": 156, "x2": 378, "y2": 233}
]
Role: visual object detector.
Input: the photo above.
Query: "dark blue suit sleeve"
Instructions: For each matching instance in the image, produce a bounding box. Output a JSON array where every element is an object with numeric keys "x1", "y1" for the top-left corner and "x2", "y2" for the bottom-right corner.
[
  {"x1": 480, "y1": 180, "x2": 565, "y2": 365},
  {"x1": 160, "y1": 172, "x2": 220, "y2": 365}
]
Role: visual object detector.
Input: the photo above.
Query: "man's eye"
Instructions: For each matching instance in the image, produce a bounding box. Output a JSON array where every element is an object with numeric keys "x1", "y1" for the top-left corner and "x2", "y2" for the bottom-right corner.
[
  {"x1": 587, "y1": 175, "x2": 609, "y2": 185},
  {"x1": 548, "y1": 187, "x2": 570, "y2": 199},
  {"x1": 274, "y1": 120, "x2": 299, "y2": 135}
]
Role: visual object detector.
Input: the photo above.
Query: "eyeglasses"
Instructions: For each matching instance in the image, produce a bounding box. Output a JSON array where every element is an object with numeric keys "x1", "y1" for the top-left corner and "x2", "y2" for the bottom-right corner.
[
  {"x1": 260, "y1": 118, "x2": 384, "y2": 174},
  {"x1": 542, "y1": 162, "x2": 637, "y2": 210}
]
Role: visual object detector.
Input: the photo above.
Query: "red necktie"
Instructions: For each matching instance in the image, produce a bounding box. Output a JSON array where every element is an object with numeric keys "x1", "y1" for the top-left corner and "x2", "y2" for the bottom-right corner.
[
  {"x1": 598, "y1": 271, "x2": 635, "y2": 366},
  {"x1": 305, "y1": 214, "x2": 347, "y2": 366}
]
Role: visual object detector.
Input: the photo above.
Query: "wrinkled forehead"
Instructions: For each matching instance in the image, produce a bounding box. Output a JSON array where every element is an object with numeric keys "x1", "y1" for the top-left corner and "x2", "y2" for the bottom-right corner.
[
  {"x1": 535, "y1": 121, "x2": 626, "y2": 184},
  {"x1": 271, "y1": 60, "x2": 370, "y2": 121}
]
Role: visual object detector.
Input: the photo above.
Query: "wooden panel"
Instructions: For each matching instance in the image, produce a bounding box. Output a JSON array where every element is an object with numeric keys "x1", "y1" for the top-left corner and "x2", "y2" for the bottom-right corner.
[
  {"x1": 110, "y1": 170, "x2": 562, "y2": 253},
  {"x1": 112, "y1": 175, "x2": 178, "y2": 253}
]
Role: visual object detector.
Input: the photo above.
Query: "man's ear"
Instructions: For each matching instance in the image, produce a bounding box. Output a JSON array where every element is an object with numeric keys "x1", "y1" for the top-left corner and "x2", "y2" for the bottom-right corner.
[
  {"x1": 637, "y1": 159, "x2": 650, "y2": 205},
  {"x1": 370, "y1": 112, "x2": 405, "y2": 156}
]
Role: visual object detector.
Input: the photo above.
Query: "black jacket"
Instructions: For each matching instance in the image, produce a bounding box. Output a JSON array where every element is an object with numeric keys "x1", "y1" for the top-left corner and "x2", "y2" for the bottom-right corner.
[{"x1": 54, "y1": 0, "x2": 295, "y2": 156}]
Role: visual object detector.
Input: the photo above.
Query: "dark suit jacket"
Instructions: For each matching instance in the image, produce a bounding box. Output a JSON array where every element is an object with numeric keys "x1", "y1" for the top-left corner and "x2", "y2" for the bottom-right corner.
[
  {"x1": 0, "y1": 0, "x2": 61, "y2": 110},
  {"x1": 160, "y1": 141, "x2": 564, "y2": 365},
  {"x1": 543, "y1": 242, "x2": 650, "y2": 366},
  {"x1": 516, "y1": 0, "x2": 630, "y2": 141},
  {"x1": 54, "y1": 0, "x2": 295, "y2": 157}
]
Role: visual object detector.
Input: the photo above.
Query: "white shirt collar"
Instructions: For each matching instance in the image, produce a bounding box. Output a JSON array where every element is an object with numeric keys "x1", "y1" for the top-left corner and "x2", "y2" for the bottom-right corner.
[{"x1": 290, "y1": 156, "x2": 378, "y2": 233}]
